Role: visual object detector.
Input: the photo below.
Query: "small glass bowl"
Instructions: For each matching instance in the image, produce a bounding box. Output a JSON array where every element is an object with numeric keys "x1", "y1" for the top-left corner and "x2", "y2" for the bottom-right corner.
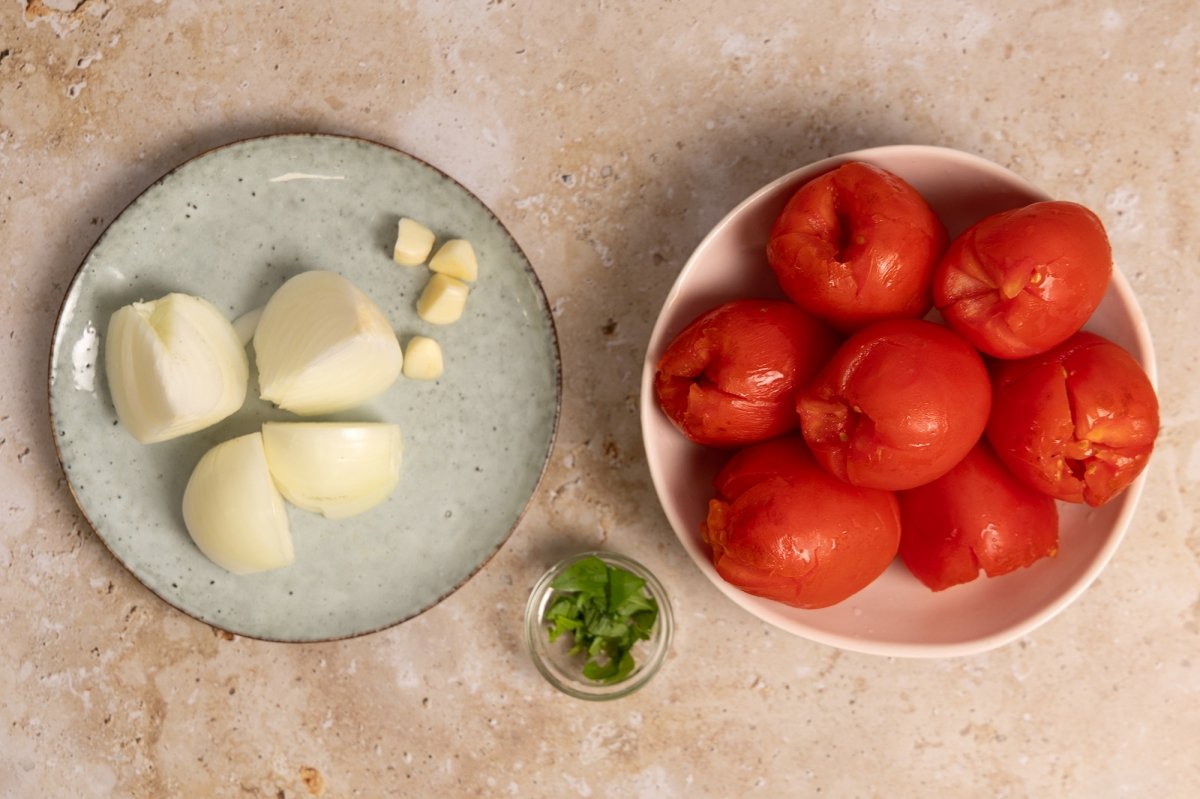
[{"x1": 524, "y1": 551, "x2": 674, "y2": 700}]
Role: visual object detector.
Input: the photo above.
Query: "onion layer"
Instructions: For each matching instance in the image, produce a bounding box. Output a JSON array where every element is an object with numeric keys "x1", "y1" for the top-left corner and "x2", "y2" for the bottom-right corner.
[
  {"x1": 261, "y1": 421, "x2": 403, "y2": 519},
  {"x1": 182, "y1": 432, "x2": 294, "y2": 575},
  {"x1": 105, "y1": 293, "x2": 248, "y2": 444},
  {"x1": 254, "y1": 271, "x2": 403, "y2": 414}
]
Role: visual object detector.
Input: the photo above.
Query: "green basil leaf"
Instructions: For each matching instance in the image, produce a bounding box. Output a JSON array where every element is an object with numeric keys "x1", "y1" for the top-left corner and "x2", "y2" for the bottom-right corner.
[
  {"x1": 629, "y1": 607, "x2": 658, "y2": 638},
  {"x1": 609, "y1": 648, "x2": 636, "y2": 683},
  {"x1": 606, "y1": 566, "x2": 647, "y2": 614},
  {"x1": 583, "y1": 656, "x2": 619, "y2": 682},
  {"x1": 587, "y1": 615, "x2": 629, "y2": 641},
  {"x1": 545, "y1": 596, "x2": 576, "y2": 621},
  {"x1": 550, "y1": 556, "x2": 608, "y2": 599}
]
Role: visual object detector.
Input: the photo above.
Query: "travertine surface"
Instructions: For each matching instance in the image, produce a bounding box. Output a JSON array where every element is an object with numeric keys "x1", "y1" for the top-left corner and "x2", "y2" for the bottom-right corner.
[{"x1": 2, "y1": 1, "x2": 1197, "y2": 796}]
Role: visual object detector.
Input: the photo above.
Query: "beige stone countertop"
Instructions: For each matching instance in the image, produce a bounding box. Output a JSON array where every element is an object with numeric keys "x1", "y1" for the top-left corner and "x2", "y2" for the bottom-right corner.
[{"x1": 2, "y1": 1, "x2": 1198, "y2": 796}]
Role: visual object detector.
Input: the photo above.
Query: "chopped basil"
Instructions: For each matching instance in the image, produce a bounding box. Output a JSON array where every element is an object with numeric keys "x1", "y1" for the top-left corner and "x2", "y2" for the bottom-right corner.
[{"x1": 544, "y1": 555, "x2": 659, "y2": 684}]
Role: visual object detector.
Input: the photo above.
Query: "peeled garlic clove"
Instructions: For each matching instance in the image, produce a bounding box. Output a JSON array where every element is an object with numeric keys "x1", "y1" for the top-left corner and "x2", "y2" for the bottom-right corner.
[
  {"x1": 402, "y1": 336, "x2": 443, "y2": 381},
  {"x1": 393, "y1": 217, "x2": 436, "y2": 266},
  {"x1": 428, "y1": 238, "x2": 478, "y2": 282},
  {"x1": 105, "y1": 293, "x2": 248, "y2": 444},
  {"x1": 261, "y1": 421, "x2": 403, "y2": 519},
  {"x1": 254, "y1": 271, "x2": 403, "y2": 415},
  {"x1": 416, "y1": 273, "x2": 469, "y2": 325},
  {"x1": 182, "y1": 432, "x2": 294, "y2": 575},
  {"x1": 232, "y1": 306, "x2": 264, "y2": 347}
]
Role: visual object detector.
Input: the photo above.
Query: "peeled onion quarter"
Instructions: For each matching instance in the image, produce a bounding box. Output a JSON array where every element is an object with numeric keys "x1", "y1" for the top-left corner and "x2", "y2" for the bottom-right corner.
[
  {"x1": 182, "y1": 432, "x2": 294, "y2": 575},
  {"x1": 253, "y1": 270, "x2": 404, "y2": 415},
  {"x1": 105, "y1": 293, "x2": 248, "y2": 444},
  {"x1": 261, "y1": 421, "x2": 403, "y2": 519}
]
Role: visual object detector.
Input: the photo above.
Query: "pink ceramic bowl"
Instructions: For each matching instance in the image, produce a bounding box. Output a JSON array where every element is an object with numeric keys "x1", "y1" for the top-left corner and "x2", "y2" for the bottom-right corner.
[{"x1": 640, "y1": 145, "x2": 1157, "y2": 658}]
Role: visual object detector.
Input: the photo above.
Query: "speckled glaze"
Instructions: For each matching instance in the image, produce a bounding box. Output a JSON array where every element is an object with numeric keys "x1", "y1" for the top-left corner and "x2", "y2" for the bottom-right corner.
[{"x1": 49, "y1": 134, "x2": 561, "y2": 641}]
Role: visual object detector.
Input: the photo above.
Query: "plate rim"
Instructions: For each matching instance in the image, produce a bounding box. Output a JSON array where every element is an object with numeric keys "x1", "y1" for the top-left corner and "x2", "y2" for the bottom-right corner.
[{"x1": 47, "y1": 132, "x2": 563, "y2": 643}]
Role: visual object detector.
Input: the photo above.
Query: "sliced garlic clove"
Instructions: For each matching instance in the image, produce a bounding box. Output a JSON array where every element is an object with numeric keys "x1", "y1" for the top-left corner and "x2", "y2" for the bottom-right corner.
[
  {"x1": 261, "y1": 421, "x2": 403, "y2": 519},
  {"x1": 393, "y1": 217, "x2": 436, "y2": 266},
  {"x1": 428, "y1": 238, "x2": 478, "y2": 282},
  {"x1": 105, "y1": 293, "x2": 248, "y2": 444},
  {"x1": 182, "y1": 432, "x2": 294, "y2": 575},
  {"x1": 416, "y1": 273, "x2": 470, "y2": 325},
  {"x1": 254, "y1": 271, "x2": 403, "y2": 415},
  {"x1": 402, "y1": 336, "x2": 444, "y2": 381}
]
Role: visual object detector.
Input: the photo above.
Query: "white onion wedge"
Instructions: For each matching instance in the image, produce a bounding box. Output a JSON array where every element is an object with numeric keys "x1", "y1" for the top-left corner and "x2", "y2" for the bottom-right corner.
[
  {"x1": 254, "y1": 271, "x2": 403, "y2": 415},
  {"x1": 105, "y1": 293, "x2": 248, "y2": 444},
  {"x1": 261, "y1": 422, "x2": 403, "y2": 519},
  {"x1": 182, "y1": 432, "x2": 294, "y2": 575}
]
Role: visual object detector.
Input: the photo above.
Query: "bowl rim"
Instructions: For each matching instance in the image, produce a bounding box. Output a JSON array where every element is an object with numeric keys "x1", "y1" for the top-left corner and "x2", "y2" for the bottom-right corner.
[
  {"x1": 524, "y1": 550, "x2": 674, "y2": 699},
  {"x1": 640, "y1": 144, "x2": 1156, "y2": 658}
]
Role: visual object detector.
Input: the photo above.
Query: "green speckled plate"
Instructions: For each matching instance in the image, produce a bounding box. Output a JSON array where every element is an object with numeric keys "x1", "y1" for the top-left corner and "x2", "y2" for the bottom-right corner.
[{"x1": 48, "y1": 134, "x2": 560, "y2": 642}]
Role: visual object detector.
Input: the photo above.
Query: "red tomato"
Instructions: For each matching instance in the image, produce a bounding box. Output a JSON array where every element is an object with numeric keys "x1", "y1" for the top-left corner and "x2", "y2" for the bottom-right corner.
[
  {"x1": 766, "y1": 161, "x2": 948, "y2": 332},
  {"x1": 702, "y1": 436, "x2": 901, "y2": 609},
  {"x1": 654, "y1": 299, "x2": 839, "y2": 447},
  {"x1": 797, "y1": 318, "x2": 991, "y2": 491},
  {"x1": 934, "y1": 201, "x2": 1112, "y2": 359},
  {"x1": 987, "y1": 331, "x2": 1159, "y2": 506},
  {"x1": 897, "y1": 441, "x2": 1059, "y2": 592}
]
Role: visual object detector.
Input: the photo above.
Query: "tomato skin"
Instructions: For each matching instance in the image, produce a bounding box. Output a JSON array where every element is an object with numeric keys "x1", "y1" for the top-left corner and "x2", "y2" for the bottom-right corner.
[
  {"x1": 986, "y1": 331, "x2": 1159, "y2": 506},
  {"x1": 796, "y1": 318, "x2": 991, "y2": 491},
  {"x1": 654, "y1": 299, "x2": 839, "y2": 447},
  {"x1": 897, "y1": 441, "x2": 1059, "y2": 592},
  {"x1": 934, "y1": 201, "x2": 1112, "y2": 359},
  {"x1": 702, "y1": 436, "x2": 901, "y2": 609},
  {"x1": 766, "y1": 161, "x2": 948, "y2": 332}
]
